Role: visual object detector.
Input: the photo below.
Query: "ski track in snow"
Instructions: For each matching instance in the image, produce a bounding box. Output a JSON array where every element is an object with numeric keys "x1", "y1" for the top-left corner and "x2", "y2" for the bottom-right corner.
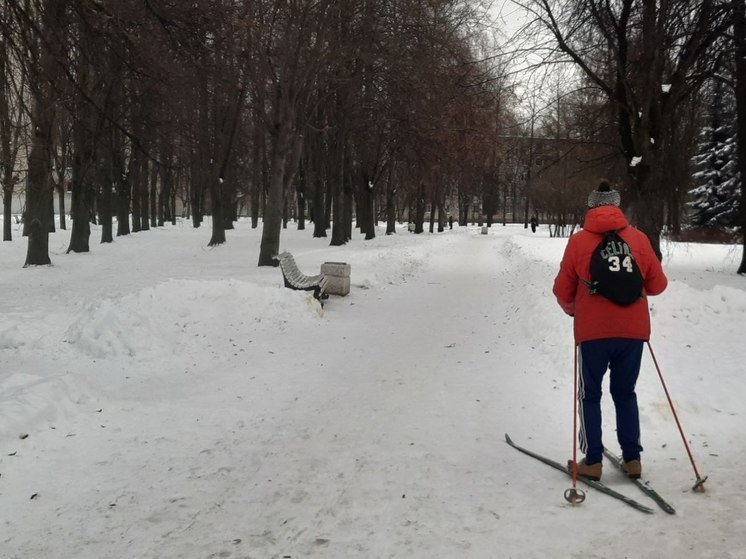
[{"x1": 1, "y1": 220, "x2": 745, "y2": 558}]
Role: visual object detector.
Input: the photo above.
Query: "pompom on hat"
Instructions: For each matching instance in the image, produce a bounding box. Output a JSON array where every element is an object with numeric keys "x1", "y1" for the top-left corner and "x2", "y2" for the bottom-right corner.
[{"x1": 587, "y1": 181, "x2": 621, "y2": 208}]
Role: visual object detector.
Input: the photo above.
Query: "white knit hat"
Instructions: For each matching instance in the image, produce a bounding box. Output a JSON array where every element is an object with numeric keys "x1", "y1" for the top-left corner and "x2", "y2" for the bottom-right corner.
[{"x1": 587, "y1": 181, "x2": 621, "y2": 208}]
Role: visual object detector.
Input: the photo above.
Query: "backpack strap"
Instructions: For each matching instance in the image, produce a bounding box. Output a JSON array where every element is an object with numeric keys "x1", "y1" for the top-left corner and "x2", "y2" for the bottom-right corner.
[
  {"x1": 580, "y1": 277, "x2": 597, "y2": 294},
  {"x1": 580, "y1": 230, "x2": 617, "y2": 294}
]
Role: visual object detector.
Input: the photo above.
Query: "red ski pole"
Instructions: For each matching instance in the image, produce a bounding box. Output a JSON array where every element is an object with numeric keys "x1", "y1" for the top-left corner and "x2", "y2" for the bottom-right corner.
[
  {"x1": 647, "y1": 341, "x2": 708, "y2": 492},
  {"x1": 564, "y1": 344, "x2": 586, "y2": 504}
]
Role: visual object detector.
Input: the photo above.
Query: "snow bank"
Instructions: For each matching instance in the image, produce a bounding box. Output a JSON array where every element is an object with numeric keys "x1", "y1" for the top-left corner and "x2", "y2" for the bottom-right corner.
[{"x1": 64, "y1": 279, "x2": 324, "y2": 360}]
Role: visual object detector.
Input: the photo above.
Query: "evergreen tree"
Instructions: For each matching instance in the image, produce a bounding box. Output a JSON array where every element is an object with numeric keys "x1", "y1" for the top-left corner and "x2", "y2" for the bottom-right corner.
[{"x1": 690, "y1": 81, "x2": 741, "y2": 228}]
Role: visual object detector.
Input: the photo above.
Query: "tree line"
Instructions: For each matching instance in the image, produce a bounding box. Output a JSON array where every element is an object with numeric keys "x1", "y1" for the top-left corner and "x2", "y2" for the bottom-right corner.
[
  {"x1": 1, "y1": 0, "x2": 525, "y2": 267},
  {"x1": 2, "y1": 1, "x2": 745, "y2": 273}
]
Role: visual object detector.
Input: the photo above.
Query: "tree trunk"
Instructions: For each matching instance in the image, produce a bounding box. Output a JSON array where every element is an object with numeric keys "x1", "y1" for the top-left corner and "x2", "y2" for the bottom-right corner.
[
  {"x1": 343, "y1": 151, "x2": 354, "y2": 242},
  {"x1": 330, "y1": 132, "x2": 347, "y2": 246},
  {"x1": 150, "y1": 157, "x2": 158, "y2": 228},
  {"x1": 258, "y1": 112, "x2": 293, "y2": 265},
  {"x1": 312, "y1": 136, "x2": 327, "y2": 237},
  {"x1": 67, "y1": 117, "x2": 92, "y2": 253},
  {"x1": 208, "y1": 175, "x2": 226, "y2": 246},
  {"x1": 190, "y1": 159, "x2": 202, "y2": 228},
  {"x1": 131, "y1": 150, "x2": 142, "y2": 232},
  {"x1": 140, "y1": 157, "x2": 150, "y2": 231},
  {"x1": 99, "y1": 154, "x2": 113, "y2": 243},
  {"x1": 67, "y1": 78, "x2": 101, "y2": 253},
  {"x1": 170, "y1": 175, "x2": 177, "y2": 225},
  {"x1": 282, "y1": 132, "x2": 304, "y2": 232},
  {"x1": 296, "y1": 159, "x2": 306, "y2": 231},
  {"x1": 116, "y1": 186, "x2": 130, "y2": 236},
  {"x1": 2, "y1": 185, "x2": 11, "y2": 241},
  {"x1": 158, "y1": 136, "x2": 172, "y2": 227},
  {"x1": 250, "y1": 104, "x2": 263, "y2": 230},
  {"x1": 359, "y1": 170, "x2": 375, "y2": 240},
  {"x1": 734, "y1": 0, "x2": 746, "y2": 274},
  {"x1": 429, "y1": 199, "x2": 436, "y2": 233},
  {"x1": 414, "y1": 180, "x2": 425, "y2": 234},
  {"x1": 628, "y1": 157, "x2": 666, "y2": 259},
  {"x1": 57, "y1": 184, "x2": 66, "y2": 230},
  {"x1": 222, "y1": 171, "x2": 236, "y2": 231},
  {"x1": 44, "y1": 183, "x2": 54, "y2": 232},
  {"x1": 24, "y1": 108, "x2": 54, "y2": 265},
  {"x1": 282, "y1": 194, "x2": 289, "y2": 229},
  {"x1": 24, "y1": 0, "x2": 65, "y2": 265},
  {"x1": 385, "y1": 162, "x2": 396, "y2": 235},
  {"x1": 1, "y1": 36, "x2": 15, "y2": 242}
]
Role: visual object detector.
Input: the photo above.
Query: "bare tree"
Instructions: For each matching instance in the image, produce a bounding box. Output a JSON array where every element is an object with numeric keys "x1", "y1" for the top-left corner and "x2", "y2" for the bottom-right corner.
[
  {"x1": 0, "y1": 22, "x2": 26, "y2": 242},
  {"x1": 520, "y1": 0, "x2": 731, "y2": 257},
  {"x1": 254, "y1": 0, "x2": 337, "y2": 265},
  {"x1": 7, "y1": 0, "x2": 68, "y2": 266}
]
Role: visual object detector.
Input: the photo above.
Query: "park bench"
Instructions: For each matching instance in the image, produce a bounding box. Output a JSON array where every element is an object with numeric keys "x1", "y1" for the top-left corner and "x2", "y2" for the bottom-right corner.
[{"x1": 276, "y1": 252, "x2": 330, "y2": 302}]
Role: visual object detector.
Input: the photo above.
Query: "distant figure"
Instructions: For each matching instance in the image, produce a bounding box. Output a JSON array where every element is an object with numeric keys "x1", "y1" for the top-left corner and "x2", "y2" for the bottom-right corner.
[
  {"x1": 530, "y1": 215, "x2": 538, "y2": 233},
  {"x1": 448, "y1": 215, "x2": 453, "y2": 230}
]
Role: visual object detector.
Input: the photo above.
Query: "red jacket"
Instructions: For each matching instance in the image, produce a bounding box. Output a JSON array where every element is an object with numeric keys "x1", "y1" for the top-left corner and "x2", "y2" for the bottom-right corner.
[{"x1": 553, "y1": 206, "x2": 668, "y2": 343}]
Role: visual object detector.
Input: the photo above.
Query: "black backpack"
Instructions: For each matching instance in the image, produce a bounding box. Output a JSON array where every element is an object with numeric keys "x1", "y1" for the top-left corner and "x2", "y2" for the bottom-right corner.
[{"x1": 587, "y1": 231, "x2": 643, "y2": 305}]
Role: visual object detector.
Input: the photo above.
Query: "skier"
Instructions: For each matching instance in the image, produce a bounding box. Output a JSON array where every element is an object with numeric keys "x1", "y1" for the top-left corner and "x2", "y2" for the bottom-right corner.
[{"x1": 552, "y1": 181, "x2": 668, "y2": 481}]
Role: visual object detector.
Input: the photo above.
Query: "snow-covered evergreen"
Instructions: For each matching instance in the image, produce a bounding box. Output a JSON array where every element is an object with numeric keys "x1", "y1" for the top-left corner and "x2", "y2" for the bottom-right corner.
[{"x1": 689, "y1": 81, "x2": 741, "y2": 228}]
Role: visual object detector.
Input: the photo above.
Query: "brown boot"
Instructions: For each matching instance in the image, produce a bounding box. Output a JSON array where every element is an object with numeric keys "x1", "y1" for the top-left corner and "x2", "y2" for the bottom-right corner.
[
  {"x1": 567, "y1": 458, "x2": 602, "y2": 481},
  {"x1": 622, "y1": 459, "x2": 642, "y2": 479}
]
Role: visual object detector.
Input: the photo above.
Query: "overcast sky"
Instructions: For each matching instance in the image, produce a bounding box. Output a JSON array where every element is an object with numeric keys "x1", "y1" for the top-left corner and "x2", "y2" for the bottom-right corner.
[{"x1": 489, "y1": 0, "x2": 530, "y2": 39}]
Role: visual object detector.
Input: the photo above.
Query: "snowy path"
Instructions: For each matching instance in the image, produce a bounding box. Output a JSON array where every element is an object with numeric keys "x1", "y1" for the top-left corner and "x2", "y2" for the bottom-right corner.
[{"x1": 1, "y1": 222, "x2": 744, "y2": 558}]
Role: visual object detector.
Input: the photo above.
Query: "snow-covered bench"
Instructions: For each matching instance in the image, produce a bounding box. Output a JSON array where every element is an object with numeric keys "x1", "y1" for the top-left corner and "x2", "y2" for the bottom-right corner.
[{"x1": 276, "y1": 252, "x2": 330, "y2": 302}]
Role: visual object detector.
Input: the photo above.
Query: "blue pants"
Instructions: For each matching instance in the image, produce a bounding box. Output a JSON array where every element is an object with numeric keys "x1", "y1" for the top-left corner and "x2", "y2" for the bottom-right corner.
[{"x1": 578, "y1": 338, "x2": 644, "y2": 464}]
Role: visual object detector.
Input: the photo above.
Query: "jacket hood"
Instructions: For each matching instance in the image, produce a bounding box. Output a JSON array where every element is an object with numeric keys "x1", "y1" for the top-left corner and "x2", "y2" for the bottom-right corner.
[{"x1": 583, "y1": 205, "x2": 629, "y2": 234}]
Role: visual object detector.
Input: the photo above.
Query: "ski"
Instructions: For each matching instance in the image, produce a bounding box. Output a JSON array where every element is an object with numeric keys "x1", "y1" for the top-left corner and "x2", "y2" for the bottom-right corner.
[
  {"x1": 505, "y1": 434, "x2": 654, "y2": 514},
  {"x1": 602, "y1": 449, "x2": 676, "y2": 514}
]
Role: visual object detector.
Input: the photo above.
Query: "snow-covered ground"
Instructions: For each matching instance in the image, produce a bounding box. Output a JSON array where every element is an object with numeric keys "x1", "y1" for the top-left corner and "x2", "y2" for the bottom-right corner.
[{"x1": 1, "y1": 218, "x2": 744, "y2": 558}]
